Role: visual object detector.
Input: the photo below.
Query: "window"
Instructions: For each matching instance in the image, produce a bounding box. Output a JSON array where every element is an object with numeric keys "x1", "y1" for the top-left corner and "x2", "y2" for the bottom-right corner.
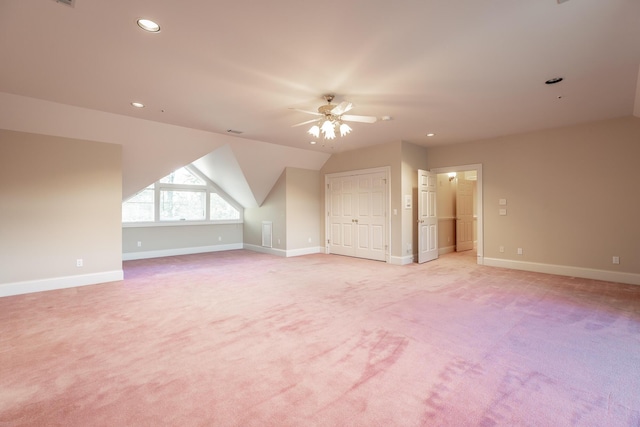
[
  {"x1": 160, "y1": 189, "x2": 206, "y2": 221},
  {"x1": 210, "y1": 193, "x2": 240, "y2": 220},
  {"x1": 122, "y1": 166, "x2": 242, "y2": 225},
  {"x1": 122, "y1": 185, "x2": 154, "y2": 222}
]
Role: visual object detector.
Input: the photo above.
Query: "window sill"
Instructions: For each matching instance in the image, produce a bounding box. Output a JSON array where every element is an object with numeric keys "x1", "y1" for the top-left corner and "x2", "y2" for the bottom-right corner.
[{"x1": 122, "y1": 220, "x2": 243, "y2": 228}]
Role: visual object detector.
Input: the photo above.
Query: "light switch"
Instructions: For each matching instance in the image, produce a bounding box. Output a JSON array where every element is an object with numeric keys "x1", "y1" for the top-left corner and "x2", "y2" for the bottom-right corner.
[
  {"x1": 499, "y1": 208, "x2": 507, "y2": 216},
  {"x1": 499, "y1": 198, "x2": 507, "y2": 206}
]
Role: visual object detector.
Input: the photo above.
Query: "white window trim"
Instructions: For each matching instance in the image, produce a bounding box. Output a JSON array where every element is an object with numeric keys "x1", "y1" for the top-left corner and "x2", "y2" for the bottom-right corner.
[{"x1": 122, "y1": 165, "x2": 243, "y2": 226}]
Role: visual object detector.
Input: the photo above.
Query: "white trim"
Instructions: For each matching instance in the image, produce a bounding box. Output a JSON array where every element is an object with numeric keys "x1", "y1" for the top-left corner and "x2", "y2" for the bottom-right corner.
[
  {"x1": 122, "y1": 243, "x2": 243, "y2": 261},
  {"x1": 439, "y1": 245, "x2": 456, "y2": 256},
  {"x1": 431, "y1": 164, "x2": 483, "y2": 265},
  {"x1": 243, "y1": 243, "x2": 322, "y2": 258},
  {"x1": 389, "y1": 255, "x2": 415, "y2": 265},
  {"x1": 285, "y1": 246, "x2": 322, "y2": 257},
  {"x1": 483, "y1": 258, "x2": 640, "y2": 286},
  {"x1": 243, "y1": 243, "x2": 286, "y2": 257},
  {"x1": 122, "y1": 219, "x2": 242, "y2": 228},
  {"x1": 0, "y1": 270, "x2": 124, "y2": 298}
]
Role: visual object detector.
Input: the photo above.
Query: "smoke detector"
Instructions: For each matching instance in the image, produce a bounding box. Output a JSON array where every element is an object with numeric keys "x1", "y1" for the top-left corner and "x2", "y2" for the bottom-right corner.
[{"x1": 52, "y1": 0, "x2": 76, "y2": 7}]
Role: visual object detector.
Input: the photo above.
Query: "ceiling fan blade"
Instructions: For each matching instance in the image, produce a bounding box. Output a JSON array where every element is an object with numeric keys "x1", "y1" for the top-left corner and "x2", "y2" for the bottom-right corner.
[
  {"x1": 341, "y1": 114, "x2": 377, "y2": 124},
  {"x1": 289, "y1": 107, "x2": 322, "y2": 116},
  {"x1": 291, "y1": 118, "x2": 319, "y2": 127},
  {"x1": 331, "y1": 101, "x2": 353, "y2": 116}
]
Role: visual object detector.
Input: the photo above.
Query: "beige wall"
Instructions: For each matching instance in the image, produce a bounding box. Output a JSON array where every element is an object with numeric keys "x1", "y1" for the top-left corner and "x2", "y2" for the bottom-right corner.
[
  {"x1": 0, "y1": 129, "x2": 122, "y2": 285},
  {"x1": 122, "y1": 224, "x2": 243, "y2": 256},
  {"x1": 401, "y1": 142, "x2": 430, "y2": 259},
  {"x1": 426, "y1": 116, "x2": 640, "y2": 276},
  {"x1": 285, "y1": 168, "x2": 320, "y2": 251},
  {"x1": 243, "y1": 167, "x2": 320, "y2": 254},
  {"x1": 243, "y1": 171, "x2": 287, "y2": 249}
]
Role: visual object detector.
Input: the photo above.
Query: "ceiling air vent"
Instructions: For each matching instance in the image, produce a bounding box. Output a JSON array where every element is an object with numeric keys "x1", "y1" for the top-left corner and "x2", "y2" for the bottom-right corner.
[{"x1": 52, "y1": 0, "x2": 76, "y2": 7}]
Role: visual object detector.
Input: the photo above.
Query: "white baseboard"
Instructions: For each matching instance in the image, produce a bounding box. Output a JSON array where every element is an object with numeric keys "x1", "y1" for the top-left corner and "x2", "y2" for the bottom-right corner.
[
  {"x1": 122, "y1": 243, "x2": 243, "y2": 261},
  {"x1": 243, "y1": 244, "x2": 321, "y2": 258},
  {"x1": 483, "y1": 258, "x2": 640, "y2": 286},
  {"x1": 439, "y1": 245, "x2": 456, "y2": 256},
  {"x1": 389, "y1": 254, "x2": 415, "y2": 265},
  {"x1": 0, "y1": 270, "x2": 124, "y2": 298},
  {"x1": 285, "y1": 246, "x2": 322, "y2": 257}
]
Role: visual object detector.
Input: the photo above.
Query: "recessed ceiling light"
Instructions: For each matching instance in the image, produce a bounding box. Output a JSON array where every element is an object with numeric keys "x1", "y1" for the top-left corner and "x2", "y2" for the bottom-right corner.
[
  {"x1": 309, "y1": 141, "x2": 317, "y2": 145},
  {"x1": 545, "y1": 77, "x2": 563, "y2": 85},
  {"x1": 137, "y1": 18, "x2": 160, "y2": 33},
  {"x1": 381, "y1": 116, "x2": 392, "y2": 121},
  {"x1": 131, "y1": 102, "x2": 145, "y2": 108},
  {"x1": 426, "y1": 133, "x2": 436, "y2": 137}
]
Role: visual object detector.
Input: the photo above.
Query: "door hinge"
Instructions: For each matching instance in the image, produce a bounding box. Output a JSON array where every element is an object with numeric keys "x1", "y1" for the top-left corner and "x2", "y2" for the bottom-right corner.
[
  {"x1": 327, "y1": 239, "x2": 330, "y2": 244},
  {"x1": 327, "y1": 183, "x2": 330, "y2": 189}
]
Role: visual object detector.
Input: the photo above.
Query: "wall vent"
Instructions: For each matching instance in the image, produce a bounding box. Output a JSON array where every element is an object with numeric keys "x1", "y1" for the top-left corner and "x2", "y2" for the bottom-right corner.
[
  {"x1": 262, "y1": 221, "x2": 273, "y2": 248},
  {"x1": 52, "y1": 0, "x2": 75, "y2": 7}
]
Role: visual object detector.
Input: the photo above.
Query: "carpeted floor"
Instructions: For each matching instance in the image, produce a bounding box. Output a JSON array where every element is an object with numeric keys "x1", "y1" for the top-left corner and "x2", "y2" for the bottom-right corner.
[{"x1": 1, "y1": 250, "x2": 639, "y2": 426}]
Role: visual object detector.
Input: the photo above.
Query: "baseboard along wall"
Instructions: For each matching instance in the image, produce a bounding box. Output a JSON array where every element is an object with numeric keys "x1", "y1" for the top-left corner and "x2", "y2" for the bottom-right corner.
[
  {"x1": 0, "y1": 270, "x2": 124, "y2": 298},
  {"x1": 483, "y1": 257, "x2": 640, "y2": 286}
]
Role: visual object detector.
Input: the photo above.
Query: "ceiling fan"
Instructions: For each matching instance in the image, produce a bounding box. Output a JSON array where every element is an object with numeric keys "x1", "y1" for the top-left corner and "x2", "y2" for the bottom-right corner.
[{"x1": 291, "y1": 95, "x2": 377, "y2": 140}]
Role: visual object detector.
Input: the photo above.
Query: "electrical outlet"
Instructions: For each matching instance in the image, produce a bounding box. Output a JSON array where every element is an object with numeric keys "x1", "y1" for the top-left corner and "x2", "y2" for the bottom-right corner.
[
  {"x1": 137, "y1": 241, "x2": 142, "y2": 247},
  {"x1": 612, "y1": 256, "x2": 620, "y2": 264},
  {"x1": 499, "y1": 246, "x2": 504, "y2": 253},
  {"x1": 218, "y1": 236, "x2": 222, "y2": 241},
  {"x1": 517, "y1": 248, "x2": 523, "y2": 255},
  {"x1": 308, "y1": 237, "x2": 312, "y2": 243},
  {"x1": 76, "y1": 258, "x2": 83, "y2": 267}
]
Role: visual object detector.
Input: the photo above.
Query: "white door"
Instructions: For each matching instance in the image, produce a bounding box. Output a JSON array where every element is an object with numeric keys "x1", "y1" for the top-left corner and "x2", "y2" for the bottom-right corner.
[
  {"x1": 418, "y1": 169, "x2": 438, "y2": 263},
  {"x1": 354, "y1": 173, "x2": 386, "y2": 261},
  {"x1": 456, "y1": 176, "x2": 474, "y2": 252},
  {"x1": 328, "y1": 176, "x2": 355, "y2": 257},
  {"x1": 328, "y1": 172, "x2": 387, "y2": 261}
]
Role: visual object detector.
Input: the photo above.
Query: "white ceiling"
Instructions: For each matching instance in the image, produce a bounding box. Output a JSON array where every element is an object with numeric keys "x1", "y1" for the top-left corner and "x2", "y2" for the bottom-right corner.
[{"x1": 1, "y1": 0, "x2": 639, "y2": 154}]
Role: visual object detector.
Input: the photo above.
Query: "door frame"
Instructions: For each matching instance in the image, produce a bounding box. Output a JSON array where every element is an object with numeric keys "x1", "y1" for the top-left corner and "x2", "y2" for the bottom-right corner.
[
  {"x1": 324, "y1": 166, "x2": 392, "y2": 263},
  {"x1": 431, "y1": 164, "x2": 484, "y2": 265}
]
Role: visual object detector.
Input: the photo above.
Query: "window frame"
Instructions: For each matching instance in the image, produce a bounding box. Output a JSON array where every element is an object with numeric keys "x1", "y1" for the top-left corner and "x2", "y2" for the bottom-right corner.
[{"x1": 122, "y1": 165, "x2": 243, "y2": 227}]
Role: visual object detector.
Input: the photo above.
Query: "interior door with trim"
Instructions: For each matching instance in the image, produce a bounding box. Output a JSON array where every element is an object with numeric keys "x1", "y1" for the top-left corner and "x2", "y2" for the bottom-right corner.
[
  {"x1": 418, "y1": 169, "x2": 438, "y2": 263},
  {"x1": 456, "y1": 176, "x2": 474, "y2": 252}
]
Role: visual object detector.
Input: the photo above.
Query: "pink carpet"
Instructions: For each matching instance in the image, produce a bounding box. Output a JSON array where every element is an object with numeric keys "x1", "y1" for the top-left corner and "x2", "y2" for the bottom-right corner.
[{"x1": 1, "y1": 250, "x2": 639, "y2": 426}]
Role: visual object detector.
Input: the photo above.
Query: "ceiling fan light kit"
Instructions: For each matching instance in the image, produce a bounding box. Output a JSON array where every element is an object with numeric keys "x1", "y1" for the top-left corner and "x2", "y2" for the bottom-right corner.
[{"x1": 293, "y1": 94, "x2": 377, "y2": 141}]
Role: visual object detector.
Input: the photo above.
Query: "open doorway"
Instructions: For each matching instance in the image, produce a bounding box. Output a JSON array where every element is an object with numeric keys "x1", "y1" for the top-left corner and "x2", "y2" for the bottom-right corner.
[{"x1": 432, "y1": 164, "x2": 483, "y2": 265}]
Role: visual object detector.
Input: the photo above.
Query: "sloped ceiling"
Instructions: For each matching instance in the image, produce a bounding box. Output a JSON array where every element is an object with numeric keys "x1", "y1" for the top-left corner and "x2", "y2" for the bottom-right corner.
[
  {"x1": 193, "y1": 142, "x2": 329, "y2": 208},
  {"x1": 0, "y1": 93, "x2": 329, "y2": 203}
]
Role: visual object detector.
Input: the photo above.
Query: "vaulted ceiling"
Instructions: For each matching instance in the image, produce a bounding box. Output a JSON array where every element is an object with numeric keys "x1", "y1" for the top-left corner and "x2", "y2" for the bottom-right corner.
[
  {"x1": 2, "y1": 0, "x2": 639, "y2": 153},
  {"x1": 1, "y1": 1, "x2": 639, "y2": 206}
]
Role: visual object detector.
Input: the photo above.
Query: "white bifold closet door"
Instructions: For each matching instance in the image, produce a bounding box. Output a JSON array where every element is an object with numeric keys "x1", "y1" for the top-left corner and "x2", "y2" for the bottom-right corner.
[{"x1": 328, "y1": 171, "x2": 387, "y2": 261}]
